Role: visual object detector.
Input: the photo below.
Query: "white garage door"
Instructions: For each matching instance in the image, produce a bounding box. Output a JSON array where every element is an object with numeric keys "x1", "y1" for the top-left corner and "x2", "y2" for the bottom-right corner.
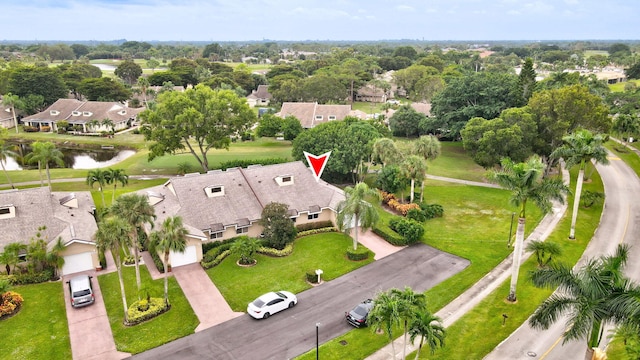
[
  {"x1": 170, "y1": 245, "x2": 197, "y2": 268},
  {"x1": 62, "y1": 252, "x2": 94, "y2": 275}
]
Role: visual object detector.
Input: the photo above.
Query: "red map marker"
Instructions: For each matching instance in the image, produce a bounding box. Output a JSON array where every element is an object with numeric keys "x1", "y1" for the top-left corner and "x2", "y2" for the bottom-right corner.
[{"x1": 304, "y1": 151, "x2": 331, "y2": 182}]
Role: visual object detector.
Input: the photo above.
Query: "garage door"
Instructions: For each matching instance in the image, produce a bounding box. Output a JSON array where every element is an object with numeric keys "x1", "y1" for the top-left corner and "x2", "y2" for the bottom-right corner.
[
  {"x1": 62, "y1": 252, "x2": 94, "y2": 275},
  {"x1": 170, "y1": 245, "x2": 197, "y2": 268}
]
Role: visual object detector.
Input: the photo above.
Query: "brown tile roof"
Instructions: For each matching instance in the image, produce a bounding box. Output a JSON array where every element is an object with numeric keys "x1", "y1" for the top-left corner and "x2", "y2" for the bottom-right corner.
[
  {"x1": 254, "y1": 85, "x2": 272, "y2": 100},
  {"x1": 279, "y1": 102, "x2": 352, "y2": 128},
  {"x1": 22, "y1": 99, "x2": 143, "y2": 125}
]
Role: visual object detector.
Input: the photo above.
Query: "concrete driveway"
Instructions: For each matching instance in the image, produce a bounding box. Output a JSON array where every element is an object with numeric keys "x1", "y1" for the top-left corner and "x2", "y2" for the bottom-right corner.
[
  {"x1": 129, "y1": 243, "x2": 470, "y2": 360},
  {"x1": 63, "y1": 270, "x2": 130, "y2": 360}
]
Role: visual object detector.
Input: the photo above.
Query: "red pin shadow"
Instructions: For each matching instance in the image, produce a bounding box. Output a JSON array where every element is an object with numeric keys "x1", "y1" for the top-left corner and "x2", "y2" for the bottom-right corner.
[{"x1": 303, "y1": 151, "x2": 331, "y2": 182}]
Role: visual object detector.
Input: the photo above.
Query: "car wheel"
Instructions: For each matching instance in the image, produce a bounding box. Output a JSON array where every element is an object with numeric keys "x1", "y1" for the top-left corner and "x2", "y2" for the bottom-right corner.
[
  {"x1": 288, "y1": 302, "x2": 295, "y2": 308},
  {"x1": 263, "y1": 312, "x2": 270, "y2": 319}
]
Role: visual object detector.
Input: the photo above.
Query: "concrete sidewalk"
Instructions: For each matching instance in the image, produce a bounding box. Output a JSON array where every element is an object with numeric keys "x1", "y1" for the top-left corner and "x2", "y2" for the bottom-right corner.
[{"x1": 365, "y1": 166, "x2": 570, "y2": 360}]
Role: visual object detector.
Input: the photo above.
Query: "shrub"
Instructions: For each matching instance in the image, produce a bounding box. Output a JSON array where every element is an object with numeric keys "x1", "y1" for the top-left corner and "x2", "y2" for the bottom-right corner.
[
  {"x1": 379, "y1": 190, "x2": 397, "y2": 205},
  {"x1": 346, "y1": 246, "x2": 370, "y2": 261},
  {"x1": 0, "y1": 291, "x2": 24, "y2": 318},
  {"x1": 389, "y1": 218, "x2": 425, "y2": 244},
  {"x1": 306, "y1": 270, "x2": 320, "y2": 284},
  {"x1": 10, "y1": 270, "x2": 54, "y2": 285},
  {"x1": 200, "y1": 249, "x2": 231, "y2": 269},
  {"x1": 295, "y1": 221, "x2": 334, "y2": 232},
  {"x1": 581, "y1": 190, "x2": 604, "y2": 208},
  {"x1": 126, "y1": 297, "x2": 169, "y2": 326},
  {"x1": 217, "y1": 158, "x2": 289, "y2": 170},
  {"x1": 149, "y1": 249, "x2": 164, "y2": 273},
  {"x1": 123, "y1": 255, "x2": 140, "y2": 266},
  {"x1": 202, "y1": 237, "x2": 240, "y2": 254},
  {"x1": 202, "y1": 242, "x2": 234, "y2": 263},
  {"x1": 40, "y1": 126, "x2": 51, "y2": 132},
  {"x1": 296, "y1": 227, "x2": 337, "y2": 238},
  {"x1": 372, "y1": 225, "x2": 405, "y2": 246},
  {"x1": 257, "y1": 242, "x2": 294, "y2": 257},
  {"x1": 406, "y1": 208, "x2": 427, "y2": 222},
  {"x1": 420, "y1": 203, "x2": 444, "y2": 219},
  {"x1": 23, "y1": 126, "x2": 39, "y2": 132}
]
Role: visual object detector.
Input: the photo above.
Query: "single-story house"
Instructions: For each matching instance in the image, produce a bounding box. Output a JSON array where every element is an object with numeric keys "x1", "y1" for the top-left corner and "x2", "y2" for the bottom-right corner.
[
  {"x1": 277, "y1": 102, "x2": 356, "y2": 128},
  {"x1": 21, "y1": 99, "x2": 143, "y2": 133},
  {"x1": 246, "y1": 85, "x2": 273, "y2": 107},
  {"x1": 0, "y1": 102, "x2": 15, "y2": 129},
  {"x1": 141, "y1": 161, "x2": 345, "y2": 268},
  {"x1": 0, "y1": 187, "x2": 99, "y2": 275},
  {"x1": 356, "y1": 83, "x2": 389, "y2": 103}
]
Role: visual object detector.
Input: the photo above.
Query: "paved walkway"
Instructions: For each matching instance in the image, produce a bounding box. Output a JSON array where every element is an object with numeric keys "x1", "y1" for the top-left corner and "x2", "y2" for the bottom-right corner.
[
  {"x1": 365, "y1": 166, "x2": 570, "y2": 360},
  {"x1": 354, "y1": 228, "x2": 405, "y2": 260}
]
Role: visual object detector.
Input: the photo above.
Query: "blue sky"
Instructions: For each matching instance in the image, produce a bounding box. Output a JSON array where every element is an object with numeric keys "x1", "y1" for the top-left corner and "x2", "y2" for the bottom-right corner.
[{"x1": 1, "y1": 0, "x2": 638, "y2": 42}]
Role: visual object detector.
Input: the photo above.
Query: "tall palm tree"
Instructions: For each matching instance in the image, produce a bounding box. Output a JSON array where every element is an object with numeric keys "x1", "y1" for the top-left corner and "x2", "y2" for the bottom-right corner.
[
  {"x1": 25, "y1": 141, "x2": 64, "y2": 190},
  {"x1": 111, "y1": 193, "x2": 156, "y2": 292},
  {"x1": 336, "y1": 182, "x2": 381, "y2": 250},
  {"x1": 0, "y1": 141, "x2": 17, "y2": 189},
  {"x1": 369, "y1": 291, "x2": 402, "y2": 360},
  {"x1": 413, "y1": 135, "x2": 441, "y2": 202},
  {"x1": 2, "y1": 93, "x2": 21, "y2": 134},
  {"x1": 529, "y1": 244, "x2": 638, "y2": 359},
  {"x1": 372, "y1": 138, "x2": 400, "y2": 168},
  {"x1": 408, "y1": 310, "x2": 445, "y2": 359},
  {"x1": 86, "y1": 169, "x2": 109, "y2": 207},
  {"x1": 151, "y1": 216, "x2": 187, "y2": 306},
  {"x1": 401, "y1": 155, "x2": 427, "y2": 204},
  {"x1": 101, "y1": 118, "x2": 115, "y2": 134},
  {"x1": 45, "y1": 237, "x2": 65, "y2": 279},
  {"x1": 551, "y1": 129, "x2": 609, "y2": 239},
  {"x1": 106, "y1": 168, "x2": 129, "y2": 203},
  {"x1": 391, "y1": 287, "x2": 427, "y2": 360},
  {"x1": 137, "y1": 76, "x2": 150, "y2": 109},
  {"x1": 489, "y1": 155, "x2": 568, "y2": 302},
  {"x1": 95, "y1": 216, "x2": 132, "y2": 322}
]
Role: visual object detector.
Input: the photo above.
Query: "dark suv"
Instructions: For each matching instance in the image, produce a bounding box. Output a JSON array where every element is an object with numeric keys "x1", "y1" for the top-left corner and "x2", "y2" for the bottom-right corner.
[{"x1": 345, "y1": 299, "x2": 374, "y2": 327}]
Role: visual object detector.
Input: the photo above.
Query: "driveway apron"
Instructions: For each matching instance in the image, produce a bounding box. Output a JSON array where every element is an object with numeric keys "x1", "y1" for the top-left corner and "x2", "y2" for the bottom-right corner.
[{"x1": 171, "y1": 263, "x2": 243, "y2": 332}]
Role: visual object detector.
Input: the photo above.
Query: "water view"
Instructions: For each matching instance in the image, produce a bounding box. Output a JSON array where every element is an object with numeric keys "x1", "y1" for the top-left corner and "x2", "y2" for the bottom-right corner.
[{"x1": 1, "y1": 143, "x2": 135, "y2": 170}]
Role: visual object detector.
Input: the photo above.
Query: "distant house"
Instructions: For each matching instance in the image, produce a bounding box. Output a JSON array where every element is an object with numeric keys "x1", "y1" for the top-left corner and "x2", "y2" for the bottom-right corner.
[
  {"x1": 246, "y1": 85, "x2": 273, "y2": 107},
  {"x1": 140, "y1": 161, "x2": 344, "y2": 268},
  {"x1": 356, "y1": 83, "x2": 389, "y2": 103},
  {"x1": 22, "y1": 99, "x2": 143, "y2": 133},
  {"x1": 0, "y1": 102, "x2": 14, "y2": 129},
  {"x1": 0, "y1": 188, "x2": 99, "y2": 275},
  {"x1": 277, "y1": 102, "x2": 354, "y2": 128}
]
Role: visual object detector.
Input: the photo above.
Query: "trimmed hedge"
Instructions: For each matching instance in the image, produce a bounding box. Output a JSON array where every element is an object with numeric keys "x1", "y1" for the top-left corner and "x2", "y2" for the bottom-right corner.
[
  {"x1": 126, "y1": 297, "x2": 170, "y2": 326},
  {"x1": 217, "y1": 158, "x2": 289, "y2": 171},
  {"x1": 3, "y1": 270, "x2": 54, "y2": 285},
  {"x1": 257, "y1": 243, "x2": 294, "y2": 257},
  {"x1": 201, "y1": 249, "x2": 231, "y2": 269},
  {"x1": 295, "y1": 221, "x2": 334, "y2": 232},
  {"x1": 420, "y1": 203, "x2": 444, "y2": 219},
  {"x1": 306, "y1": 270, "x2": 320, "y2": 284},
  {"x1": 296, "y1": 227, "x2": 337, "y2": 238},
  {"x1": 202, "y1": 237, "x2": 241, "y2": 254},
  {"x1": 346, "y1": 246, "x2": 370, "y2": 261},
  {"x1": 149, "y1": 250, "x2": 165, "y2": 273},
  {"x1": 372, "y1": 225, "x2": 405, "y2": 246},
  {"x1": 389, "y1": 218, "x2": 425, "y2": 244},
  {"x1": 406, "y1": 208, "x2": 427, "y2": 222}
]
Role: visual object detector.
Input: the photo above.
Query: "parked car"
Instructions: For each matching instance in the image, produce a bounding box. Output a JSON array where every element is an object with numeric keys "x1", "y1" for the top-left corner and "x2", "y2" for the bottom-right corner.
[
  {"x1": 247, "y1": 291, "x2": 297, "y2": 319},
  {"x1": 67, "y1": 275, "x2": 95, "y2": 308},
  {"x1": 345, "y1": 299, "x2": 374, "y2": 327}
]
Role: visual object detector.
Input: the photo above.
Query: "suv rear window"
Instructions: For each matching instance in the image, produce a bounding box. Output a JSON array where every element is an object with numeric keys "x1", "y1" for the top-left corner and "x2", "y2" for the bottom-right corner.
[{"x1": 73, "y1": 289, "x2": 91, "y2": 297}]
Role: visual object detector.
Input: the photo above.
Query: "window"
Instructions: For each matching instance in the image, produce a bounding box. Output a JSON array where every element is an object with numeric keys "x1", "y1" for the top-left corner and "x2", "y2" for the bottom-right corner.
[
  {"x1": 49, "y1": 110, "x2": 60, "y2": 116},
  {"x1": 72, "y1": 111, "x2": 81, "y2": 116},
  {"x1": 307, "y1": 213, "x2": 319, "y2": 220},
  {"x1": 211, "y1": 187, "x2": 222, "y2": 194},
  {"x1": 0, "y1": 207, "x2": 9, "y2": 215},
  {"x1": 290, "y1": 217, "x2": 297, "y2": 223},
  {"x1": 315, "y1": 115, "x2": 323, "y2": 120},
  {"x1": 328, "y1": 115, "x2": 337, "y2": 120},
  {"x1": 83, "y1": 111, "x2": 92, "y2": 116},
  {"x1": 210, "y1": 231, "x2": 223, "y2": 239},
  {"x1": 236, "y1": 227, "x2": 249, "y2": 234},
  {"x1": 282, "y1": 176, "x2": 291, "y2": 183}
]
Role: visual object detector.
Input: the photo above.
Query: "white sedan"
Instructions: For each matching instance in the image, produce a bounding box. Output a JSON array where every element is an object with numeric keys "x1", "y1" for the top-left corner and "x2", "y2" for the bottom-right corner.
[{"x1": 247, "y1": 291, "x2": 297, "y2": 319}]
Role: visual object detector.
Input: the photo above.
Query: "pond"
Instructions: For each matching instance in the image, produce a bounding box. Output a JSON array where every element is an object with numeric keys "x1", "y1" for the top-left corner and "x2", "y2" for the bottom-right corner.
[{"x1": 1, "y1": 143, "x2": 136, "y2": 170}]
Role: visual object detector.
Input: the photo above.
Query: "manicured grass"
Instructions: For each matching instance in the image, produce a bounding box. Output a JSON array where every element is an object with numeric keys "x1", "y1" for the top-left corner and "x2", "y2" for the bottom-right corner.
[
  {"x1": 0, "y1": 282, "x2": 71, "y2": 360},
  {"x1": 98, "y1": 265, "x2": 199, "y2": 354},
  {"x1": 207, "y1": 232, "x2": 373, "y2": 311},
  {"x1": 606, "y1": 141, "x2": 640, "y2": 177},
  {"x1": 609, "y1": 79, "x2": 640, "y2": 92}
]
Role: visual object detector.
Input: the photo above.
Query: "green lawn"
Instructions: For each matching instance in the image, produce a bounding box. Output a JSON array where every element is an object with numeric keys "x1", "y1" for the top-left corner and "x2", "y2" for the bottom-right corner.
[
  {"x1": 609, "y1": 79, "x2": 640, "y2": 92},
  {"x1": 606, "y1": 141, "x2": 640, "y2": 177},
  {"x1": 97, "y1": 265, "x2": 199, "y2": 354},
  {"x1": 207, "y1": 232, "x2": 373, "y2": 311},
  {"x1": 0, "y1": 282, "x2": 70, "y2": 360}
]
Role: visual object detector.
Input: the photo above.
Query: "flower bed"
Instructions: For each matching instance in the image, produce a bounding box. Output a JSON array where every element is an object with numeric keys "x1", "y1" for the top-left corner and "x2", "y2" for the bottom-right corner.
[
  {"x1": 0, "y1": 291, "x2": 24, "y2": 319},
  {"x1": 125, "y1": 297, "x2": 169, "y2": 326}
]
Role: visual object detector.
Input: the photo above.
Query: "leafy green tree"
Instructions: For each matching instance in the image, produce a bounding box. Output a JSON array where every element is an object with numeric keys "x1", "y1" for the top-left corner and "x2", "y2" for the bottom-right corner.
[
  {"x1": 230, "y1": 236, "x2": 260, "y2": 266},
  {"x1": 0, "y1": 242, "x2": 26, "y2": 275},
  {"x1": 106, "y1": 168, "x2": 129, "y2": 203},
  {"x1": 79, "y1": 77, "x2": 131, "y2": 102},
  {"x1": 525, "y1": 240, "x2": 562, "y2": 268},
  {"x1": 258, "y1": 202, "x2": 297, "y2": 250},
  {"x1": 401, "y1": 155, "x2": 427, "y2": 204},
  {"x1": 281, "y1": 116, "x2": 303, "y2": 141},
  {"x1": 625, "y1": 62, "x2": 640, "y2": 80},
  {"x1": 0, "y1": 140, "x2": 17, "y2": 189},
  {"x1": 95, "y1": 216, "x2": 132, "y2": 322},
  {"x1": 375, "y1": 165, "x2": 409, "y2": 194},
  {"x1": 489, "y1": 156, "x2": 568, "y2": 302},
  {"x1": 1, "y1": 93, "x2": 21, "y2": 133},
  {"x1": 336, "y1": 183, "x2": 381, "y2": 250},
  {"x1": 529, "y1": 244, "x2": 639, "y2": 359},
  {"x1": 86, "y1": 168, "x2": 109, "y2": 207},
  {"x1": 150, "y1": 216, "x2": 187, "y2": 306},
  {"x1": 255, "y1": 114, "x2": 283, "y2": 137},
  {"x1": 551, "y1": 129, "x2": 609, "y2": 239},
  {"x1": 612, "y1": 114, "x2": 640, "y2": 145},
  {"x1": 413, "y1": 135, "x2": 441, "y2": 202},
  {"x1": 111, "y1": 193, "x2": 156, "y2": 292},
  {"x1": 146, "y1": 58, "x2": 160, "y2": 73},
  {"x1": 25, "y1": 141, "x2": 64, "y2": 190},
  {"x1": 389, "y1": 105, "x2": 425, "y2": 138},
  {"x1": 408, "y1": 310, "x2": 446, "y2": 359},
  {"x1": 114, "y1": 59, "x2": 143, "y2": 85},
  {"x1": 202, "y1": 43, "x2": 223, "y2": 59},
  {"x1": 8, "y1": 66, "x2": 67, "y2": 108},
  {"x1": 139, "y1": 84, "x2": 256, "y2": 172}
]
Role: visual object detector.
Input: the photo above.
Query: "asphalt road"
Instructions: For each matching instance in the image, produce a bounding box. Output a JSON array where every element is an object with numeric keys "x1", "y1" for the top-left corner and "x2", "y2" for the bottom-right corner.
[
  {"x1": 130, "y1": 243, "x2": 470, "y2": 360},
  {"x1": 485, "y1": 152, "x2": 640, "y2": 360}
]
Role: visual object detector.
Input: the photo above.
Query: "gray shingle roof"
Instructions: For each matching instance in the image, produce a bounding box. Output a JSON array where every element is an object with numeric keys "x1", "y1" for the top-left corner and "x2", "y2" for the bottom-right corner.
[
  {"x1": 22, "y1": 99, "x2": 143, "y2": 125},
  {"x1": 278, "y1": 102, "x2": 352, "y2": 128}
]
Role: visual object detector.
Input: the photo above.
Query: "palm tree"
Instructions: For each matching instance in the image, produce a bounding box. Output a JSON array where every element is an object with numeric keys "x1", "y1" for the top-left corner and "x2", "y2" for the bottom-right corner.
[
  {"x1": 0, "y1": 141, "x2": 17, "y2": 189},
  {"x1": 24, "y1": 141, "x2": 64, "y2": 190},
  {"x1": 151, "y1": 216, "x2": 187, "y2": 306},
  {"x1": 111, "y1": 193, "x2": 156, "y2": 292},
  {"x1": 391, "y1": 287, "x2": 427, "y2": 360},
  {"x1": 369, "y1": 291, "x2": 402, "y2": 360},
  {"x1": 529, "y1": 244, "x2": 639, "y2": 359},
  {"x1": 2, "y1": 93, "x2": 21, "y2": 134},
  {"x1": 489, "y1": 155, "x2": 568, "y2": 302},
  {"x1": 413, "y1": 135, "x2": 441, "y2": 202},
  {"x1": 106, "y1": 168, "x2": 129, "y2": 203},
  {"x1": 408, "y1": 310, "x2": 445, "y2": 359},
  {"x1": 551, "y1": 129, "x2": 609, "y2": 239},
  {"x1": 525, "y1": 240, "x2": 562, "y2": 268},
  {"x1": 95, "y1": 216, "x2": 132, "y2": 322},
  {"x1": 45, "y1": 237, "x2": 65, "y2": 279},
  {"x1": 336, "y1": 182, "x2": 381, "y2": 250},
  {"x1": 87, "y1": 119, "x2": 101, "y2": 133},
  {"x1": 372, "y1": 138, "x2": 400, "y2": 168},
  {"x1": 401, "y1": 155, "x2": 427, "y2": 203},
  {"x1": 137, "y1": 76, "x2": 150, "y2": 109},
  {"x1": 86, "y1": 169, "x2": 109, "y2": 207},
  {"x1": 101, "y1": 118, "x2": 115, "y2": 134}
]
